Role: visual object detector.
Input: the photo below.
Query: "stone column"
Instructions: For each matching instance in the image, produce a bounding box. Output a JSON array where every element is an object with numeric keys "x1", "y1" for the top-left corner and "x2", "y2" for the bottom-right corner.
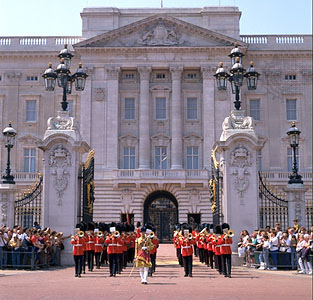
[
  {"x1": 38, "y1": 111, "x2": 90, "y2": 264},
  {"x1": 284, "y1": 183, "x2": 308, "y2": 228},
  {"x1": 201, "y1": 66, "x2": 216, "y2": 169},
  {"x1": 214, "y1": 110, "x2": 265, "y2": 250},
  {"x1": 138, "y1": 66, "x2": 151, "y2": 169},
  {"x1": 170, "y1": 66, "x2": 184, "y2": 169},
  {"x1": 105, "y1": 66, "x2": 120, "y2": 169},
  {"x1": 0, "y1": 184, "x2": 17, "y2": 228}
]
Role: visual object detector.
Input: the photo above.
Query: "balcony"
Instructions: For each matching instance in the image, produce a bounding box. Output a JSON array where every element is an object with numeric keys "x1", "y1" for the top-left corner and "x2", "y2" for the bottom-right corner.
[
  {"x1": 261, "y1": 170, "x2": 312, "y2": 183},
  {"x1": 0, "y1": 172, "x2": 40, "y2": 184}
]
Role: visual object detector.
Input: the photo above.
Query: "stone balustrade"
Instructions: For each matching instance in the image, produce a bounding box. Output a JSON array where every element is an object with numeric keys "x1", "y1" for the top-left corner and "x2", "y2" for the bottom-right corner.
[{"x1": 261, "y1": 170, "x2": 312, "y2": 182}]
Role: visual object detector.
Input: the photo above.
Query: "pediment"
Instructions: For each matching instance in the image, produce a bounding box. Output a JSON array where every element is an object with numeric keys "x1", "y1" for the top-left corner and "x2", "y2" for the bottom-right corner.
[
  {"x1": 151, "y1": 133, "x2": 171, "y2": 140},
  {"x1": 18, "y1": 134, "x2": 41, "y2": 144},
  {"x1": 75, "y1": 15, "x2": 244, "y2": 49}
]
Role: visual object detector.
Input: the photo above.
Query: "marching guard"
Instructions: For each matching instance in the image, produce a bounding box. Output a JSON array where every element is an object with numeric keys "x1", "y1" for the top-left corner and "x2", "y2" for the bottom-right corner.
[
  {"x1": 180, "y1": 225, "x2": 195, "y2": 277},
  {"x1": 94, "y1": 229, "x2": 104, "y2": 269},
  {"x1": 85, "y1": 222, "x2": 95, "y2": 272},
  {"x1": 105, "y1": 224, "x2": 121, "y2": 277},
  {"x1": 221, "y1": 223, "x2": 233, "y2": 278},
  {"x1": 173, "y1": 224, "x2": 183, "y2": 267},
  {"x1": 71, "y1": 224, "x2": 85, "y2": 277},
  {"x1": 135, "y1": 227, "x2": 154, "y2": 284}
]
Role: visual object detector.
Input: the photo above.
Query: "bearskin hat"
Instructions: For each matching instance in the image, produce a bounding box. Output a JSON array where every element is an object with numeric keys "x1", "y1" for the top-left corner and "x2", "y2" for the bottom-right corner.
[{"x1": 214, "y1": 224, "x2": 222, "y2": 235}]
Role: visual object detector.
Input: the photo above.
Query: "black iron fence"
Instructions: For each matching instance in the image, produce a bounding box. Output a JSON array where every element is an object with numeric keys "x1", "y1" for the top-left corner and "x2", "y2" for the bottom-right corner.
[{"x1": 14, "y1": 174, "x2": 43, "y2": 228}]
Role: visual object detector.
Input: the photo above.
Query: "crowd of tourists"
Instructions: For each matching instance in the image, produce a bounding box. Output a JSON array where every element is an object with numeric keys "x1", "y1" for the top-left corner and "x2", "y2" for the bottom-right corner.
[
  {"x1": 238, "y1": 220, "x2": 313, "y2": 274},
  {"x1": 0, "y1": 222, "x2": 65, "y2": 269}
]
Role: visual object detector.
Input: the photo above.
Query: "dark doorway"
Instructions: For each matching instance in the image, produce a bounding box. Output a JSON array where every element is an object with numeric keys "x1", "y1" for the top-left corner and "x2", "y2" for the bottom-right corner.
[
  {"x1": 187, "y1": 213, "x2": 201, "y2": 228},
  {"x1": 144, "y1": 191, "x2": 178, "y2": 243}
]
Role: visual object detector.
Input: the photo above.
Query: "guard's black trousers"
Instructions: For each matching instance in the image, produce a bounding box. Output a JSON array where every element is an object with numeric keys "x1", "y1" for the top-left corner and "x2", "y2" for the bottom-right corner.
[
  {"x1": 74, "y1": 255, "x2": 83, "y2": 276},
  {"x1": 95, "y1": 252, "x2": 101, "y2": 268},
  {"x1": 208, "y1": 250, "x2": 214, "y2": 269},
  {"x1": 222, "y1": 254, "x2": 232, "y2": 276},
  {"x1": 86, "y1": 250, "x2": 94, "y2": 271},
  {"x1": 108, "y1": 253, "x2": 118, "y2": 275},
  {"x1": 216, "y1": 255, "x2": 223, "y2": 274},
  {"x1": 149, "y1": 253, "x2": 156, "y2": 274},
  {"x1": 176, "y1": 248, "x2": 183, "y2": 266},
  {"x1": 183, "y1": 255, "x2": 193, "y2": 276}
]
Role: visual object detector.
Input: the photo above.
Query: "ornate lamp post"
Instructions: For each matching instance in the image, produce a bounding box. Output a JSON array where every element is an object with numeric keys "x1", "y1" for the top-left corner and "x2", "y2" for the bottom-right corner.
[
  {"x1": 286, "y1": 122, "x2": 303, "y2": 184},
  {"x1": 42, "y1": 44, "x2": 88, "y2": 111},
  {"x1": 2, "y1": 122, "x2": 17, "y2": 184},
  {"x1": 214, "y1": 43, "x2": 260, "y2": 110}
]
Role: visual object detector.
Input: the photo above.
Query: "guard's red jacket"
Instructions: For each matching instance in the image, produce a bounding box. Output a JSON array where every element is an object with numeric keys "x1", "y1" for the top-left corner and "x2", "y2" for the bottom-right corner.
[
  {"x1": 180, "y1": 238, "x2": 195, "y2": 257},
  {"x1": 72, "y1": 236, "x2": 85, "y2": 256},
  {"x1": 150, "y1": 237, "x2": 159, "y2": 255},
  {"x1": 105, "y1": 236, "x2": 122, "y2": 254},
  {"x1": 94, "y1": 236, "x2": 104, "y2": 253},
  {"x1": 85, "y1": 234, "x2": 95, "y2": 251},
  {"x1": 220, "y1": 234, "x2": 233, "y2": 255}
]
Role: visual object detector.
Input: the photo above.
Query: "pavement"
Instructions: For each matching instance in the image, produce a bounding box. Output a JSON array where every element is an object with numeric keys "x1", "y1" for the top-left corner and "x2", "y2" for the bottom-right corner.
[{"x1": 0, "y1": 244, "x2": 312, "y2": 300}]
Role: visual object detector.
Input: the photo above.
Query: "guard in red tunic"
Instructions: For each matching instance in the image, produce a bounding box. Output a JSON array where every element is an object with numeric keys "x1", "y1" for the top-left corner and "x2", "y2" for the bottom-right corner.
[
  {"x1": 207, "y1": 224, "x2": 215, "y2": 269},
  {"x1": 94, "y1": 230, "x2": 104, "y2": 269},
  {"x1": 105, "y1": 225, "x2": 121, "y2": 277},
  {"x1": 71, "y1": 225, "x2": 85, "y2": 277},
  {"x1": 221, "y1": 223, "x2": 233, "y2": 278},
  {"x1": 173, "y1": 224, "x2": 183, "y2": 267},
  {"x1": 85, "y1": 222, "x2": 95, "y2": 272},
  {"x1": 180, "y1": 225, "x2": 195, "y2": 277},
  {"x1": 213, "y1": 224, "x2": 223, "y2": 274},
  {"x1": 146, "y1": 223, "x2": 159, "y2": 276}
]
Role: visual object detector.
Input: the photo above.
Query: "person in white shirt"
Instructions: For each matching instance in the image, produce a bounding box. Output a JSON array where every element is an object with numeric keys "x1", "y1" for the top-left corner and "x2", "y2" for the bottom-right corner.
[
  {"x1": 269, "y1": 230, "x2": 279, "y2": 270},
  {"x1": 297, "y1": 234, "x2": 312, "y2": 275},
  {"x1": 259, "y1": 235, "x2": 270, "y2": 270}
]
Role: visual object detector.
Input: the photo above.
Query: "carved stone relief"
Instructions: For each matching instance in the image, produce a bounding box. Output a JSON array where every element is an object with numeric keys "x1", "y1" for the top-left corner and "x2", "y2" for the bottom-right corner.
[
  {"x1": 222, "y1": 110, "x2": 253, "y2": 130},
  {"x1": 294, "y1": 194, "x2": 302, "y2": 224},
  {"x1": 95, "y1": 88, "x2": 105, "y2": 102},
  {"x1": 121, "y1": 189, "x2": 133, "y2": 212},
  {"x1": 0, "y1": 193, "x2": 8, "y2": 224},
  {"x1": 47, "y1": 111, "x2": 79, "y2": 131},
  {"x1": 49, "y1": 145, "x2": 71, "y2": 206},
  {"x1": 230, "y1": 144, "x2": 252, "y2": 202},
  {"x1": 189, "y1": 188, "x2": 201, "y2": 213}
]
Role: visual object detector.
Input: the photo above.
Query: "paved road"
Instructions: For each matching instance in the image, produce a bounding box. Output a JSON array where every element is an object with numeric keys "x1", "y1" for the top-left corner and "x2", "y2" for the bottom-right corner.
[{"x1": 0, "y1": 244, "x2": 311, "y2": 300}]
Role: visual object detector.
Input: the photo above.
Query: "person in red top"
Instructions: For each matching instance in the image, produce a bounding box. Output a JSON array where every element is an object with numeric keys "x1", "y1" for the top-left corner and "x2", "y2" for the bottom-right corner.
[
  {"x1": 85, "y1": 223, "x2": 95, "y2": 272},
  {"x1": 207, "y1": 224, "x2": 215, "y2": 269},
  {"x1": 221, "y1": 223, "x2": 233, "y2": 277},
  {"x1": 105, "y1": 226, "x2": 121, "y2": 277},
  {"x1": 180, "y1": 226, "x2": 195, "y2": 277},
  {"x1": 128, "y1": 231, "x2": 136, "y2": 263},
  {"x1": 71, "y1": 226, "x2": 85, "y2": 277},
  {"x1": 136, "y1": 222, "x2": 141, "y2": 238},
  {"x1": 148, "y1": 226, "x2": 159, "y2": 276},
  {"x1": 94, "y1": 230, "x2": 104, "y2": 269},
  {"x1": 214, "y1": 224, "x2": 223, "y2": 274},
  {"x1": 192, "y1": 227, "x2": 199, "y2": 257},
  {"x1": 173, "y1": 224, "x2": 183, "y2": 267}
]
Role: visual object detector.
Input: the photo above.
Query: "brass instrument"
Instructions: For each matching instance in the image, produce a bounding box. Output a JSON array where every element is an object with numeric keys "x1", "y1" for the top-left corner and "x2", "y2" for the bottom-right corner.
[
  {"x1": 226, "y1": 229, "x2": 235, "y2": 238},
  {"x1": 95, "y1": 230, "x2": 104, "y2": 237},
  {"x1": 200, "y1": 228, "x2": 208, "y2": 236},
  {"x1": 147, "y1": 231, "x2": 155, "y2": 239},
  {"x1": 71, "y1": 231, "x2": 84, "y2": 239},
  {"x1": 113, "y1": 230, "x2": 120, "y2": 238},
  {"x1": 188, "y1": 233, "x2": 193, "y2": 240}
]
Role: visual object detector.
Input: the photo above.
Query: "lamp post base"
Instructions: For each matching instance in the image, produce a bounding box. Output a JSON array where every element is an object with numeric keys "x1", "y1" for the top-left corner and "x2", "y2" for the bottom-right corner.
[
  {"x1": 2, "y1": 175, "x2": 15, "y2": 184},
  {"x1": 288, "y1": 174, "x2": 303, "y2": 184}
]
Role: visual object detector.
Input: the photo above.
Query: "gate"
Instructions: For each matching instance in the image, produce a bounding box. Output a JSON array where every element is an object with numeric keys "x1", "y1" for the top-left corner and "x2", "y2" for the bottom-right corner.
[
  {"x1": 80, "y1": 150, "x2": 95, "y2": 224},
  {"x1": 259, "y1": 172, "x2": 288, "y2": 230},
  {"x1": 209, "y1": 149, "x2": 223, "y2": 226},
  {"x1": 14, "y1": 174, "x2": 43, "y2": 228}
]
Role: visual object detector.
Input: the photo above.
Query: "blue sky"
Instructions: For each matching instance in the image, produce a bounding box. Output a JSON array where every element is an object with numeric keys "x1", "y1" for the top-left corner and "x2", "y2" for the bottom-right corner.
[{"x1": 0, "y1": 0, "x2": 311, "y2": 36}]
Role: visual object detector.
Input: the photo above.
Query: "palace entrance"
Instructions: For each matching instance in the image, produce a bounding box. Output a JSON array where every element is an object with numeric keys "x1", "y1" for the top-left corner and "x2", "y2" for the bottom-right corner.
[{"x1": 144, "y1": 191, "x2": 178, "y2": 243}]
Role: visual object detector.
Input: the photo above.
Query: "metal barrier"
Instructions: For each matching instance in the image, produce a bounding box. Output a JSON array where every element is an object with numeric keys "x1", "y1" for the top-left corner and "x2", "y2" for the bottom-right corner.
[{"x1": 0, "y1": 247, "x2": 61, "y2": 270}]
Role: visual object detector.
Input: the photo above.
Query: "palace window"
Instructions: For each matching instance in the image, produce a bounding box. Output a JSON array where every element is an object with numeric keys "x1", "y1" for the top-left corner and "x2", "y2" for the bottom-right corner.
[
  {"x1": 287, "y1": 148, "x2": 299, "y2": 172},
  {"x1": 187, "y1": 73, "x2": 197, "y2": 79},
  {"x1": 285, "y1": 74, "x2": 296, "y2": 81},
  {"x1": 155, "y1": 146, "x2": 167, "y2": 169},
  {"x1": 156, "y1": 97, "x2": 166, "y2": 120},
  {"x1": 249, "y1": 99, "x2": 261, "y2": 120},
  {"x1": 286, "y1": 99, "x2": 297, "y2": 120},
  {"x1": 24, "y1": 148, "x2": 36, "y2": 172},
  {"x1": 123, "y1": 147, "x2": 135, "y2": 169},
  {"x1": 187, "y1": 98, "x2": 198, "y2": 120},
  {"x1": 26, "y1": 75, "x2": 38, "y2": 81},
  {"x1": 186, "y1": 146, "x2": 199, "y2": 169},
  {"x1": 125, "y1": 98, "x2": 135, "y2": 120},
  {"x1": 26, "y1": 100, "x2": 37, "y2": 122},
  {"x1": 125, "y1": 73, "x2": 135, "y2": 79},
  {"x1": 156, "y1": 73, "x2": 166, "y2": 79}
]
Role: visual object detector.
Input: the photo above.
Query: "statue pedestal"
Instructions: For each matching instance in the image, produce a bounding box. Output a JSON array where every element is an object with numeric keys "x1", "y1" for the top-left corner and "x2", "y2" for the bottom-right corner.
[
  {"x1": 284, "y1": 183, "x2": 308, "y2": 228},
  {"x1": 214, "y1": 110, "x2": 265, "y2": 249},
  {"x1": 38, "y1": 111, "x2": 90, "y2": 265}
]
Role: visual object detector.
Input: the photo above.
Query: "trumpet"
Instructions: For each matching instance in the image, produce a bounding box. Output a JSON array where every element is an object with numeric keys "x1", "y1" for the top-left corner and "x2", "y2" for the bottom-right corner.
[
  {"x1": 188, "y1": 233, "x2": 193, "y2": 240},
  {"x1": 200, "y1": 228, "x2": 208, "y2": 236},
  {"x1": 72, "y1": 231, "x2": 84, "y2": 239},
  {"x1": 113, "y1": 230, "x2": 120, "y2": 238},
  {"x1": 95, "y1": 231, "x2": 104, "y2": 237},
  {"x1": 225, "y1": 229, "x2": 235, "y2": 238},
  {"x1": 147, "y1": 231, "x2": 155, "y2": 239}
]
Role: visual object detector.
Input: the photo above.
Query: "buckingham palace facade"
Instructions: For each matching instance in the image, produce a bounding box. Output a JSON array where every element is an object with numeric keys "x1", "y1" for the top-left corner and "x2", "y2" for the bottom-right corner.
[{"x1": 0, "y1": 7, "x2": 312, "y2": 239}]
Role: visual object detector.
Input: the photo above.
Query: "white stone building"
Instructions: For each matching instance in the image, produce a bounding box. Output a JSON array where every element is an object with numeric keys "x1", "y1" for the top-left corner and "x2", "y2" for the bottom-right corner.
[{"x1": 0, "y1": 7, "x2": 312, "y2": 240}]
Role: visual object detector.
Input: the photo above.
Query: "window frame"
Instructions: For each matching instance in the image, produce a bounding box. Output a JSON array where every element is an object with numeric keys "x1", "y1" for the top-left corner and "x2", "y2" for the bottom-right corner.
[
  {"x1": 155, "y1": 97, "x2": 167, "y2": 120},
  {"x1": 286, "y1": 98, "x2": 297, "y2": 121},
  {"x1": 23, "y1": 147, "x2": 36, "y2": 173},
  {"x1": 186, "y1": 146, "x2": 199, "y2": 170},
  {"x1": 186, "y1": 97, "x2": 198, "y2": 120},
  {"x1": 123, "y1": 146, "x2": 136, "y2": 169},
  {"x1": 154, "y1": 146, "x2": 168, "y2": 169},
  {"x1": 124, "y1": 97, "x2": 136, "y2": 120},
  {"x1": 25, "y1": 99, "x2": 37, "y2": 122},
  {"x1": 249, "y1": 98, "x2": 261, "y2": 121}
]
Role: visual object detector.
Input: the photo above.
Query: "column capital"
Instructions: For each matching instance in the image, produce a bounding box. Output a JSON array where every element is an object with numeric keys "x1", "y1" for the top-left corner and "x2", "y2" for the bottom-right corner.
[
  {"x1": 138, "y1": 66, "x2": 152, "y2": 80},
  {"x1": 201, "y1": 65, "x2": 216, "y2": 80},
  {"x1": 170, "y1": 65, "x2": 184, "y2": 80},
  {"x1": 105, "y1": 66, "x2": 120, "y2": 80}
]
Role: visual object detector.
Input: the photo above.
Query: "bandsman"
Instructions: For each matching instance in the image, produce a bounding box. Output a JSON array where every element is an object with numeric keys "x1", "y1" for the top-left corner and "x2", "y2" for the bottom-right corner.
[
  {"x1": 85, "y1": 222, "x2": 95, "y2": 272},
  {"x1": 180, "y1": 225, "x2": 195, "y2": 277},
  {"x1": 71, "y1": 224, "x2": 85, "y2": 277},
  {"x1": 221, "y1": 223, "x2": 233, "y2": 278}
]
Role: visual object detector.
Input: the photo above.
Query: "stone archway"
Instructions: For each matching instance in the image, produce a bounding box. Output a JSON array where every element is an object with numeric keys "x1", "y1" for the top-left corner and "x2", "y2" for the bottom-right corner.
[{"x1": 144, "y1": 191, "x2": 178, "y2": 243}]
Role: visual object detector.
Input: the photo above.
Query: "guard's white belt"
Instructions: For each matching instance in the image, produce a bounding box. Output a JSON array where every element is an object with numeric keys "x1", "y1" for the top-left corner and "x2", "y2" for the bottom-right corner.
[
  {"x1": 216, "y1": 244, "x2": 230, "y2": 247},
  {"x1": 74, "y1": 244, "x2": 83, "y2": 247},
  {"x1": 95, "y1": 244, "x2": 103, "y2": 246},
  {"x1": 181, "y1": 246, "x2": 192, "y2": 249},
  {"x1": 108, "y1": 244, "x2": 117, "y2": 246},
  {"x1": 87, "y1": 241, "x2": 95, "y2": 244}
]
